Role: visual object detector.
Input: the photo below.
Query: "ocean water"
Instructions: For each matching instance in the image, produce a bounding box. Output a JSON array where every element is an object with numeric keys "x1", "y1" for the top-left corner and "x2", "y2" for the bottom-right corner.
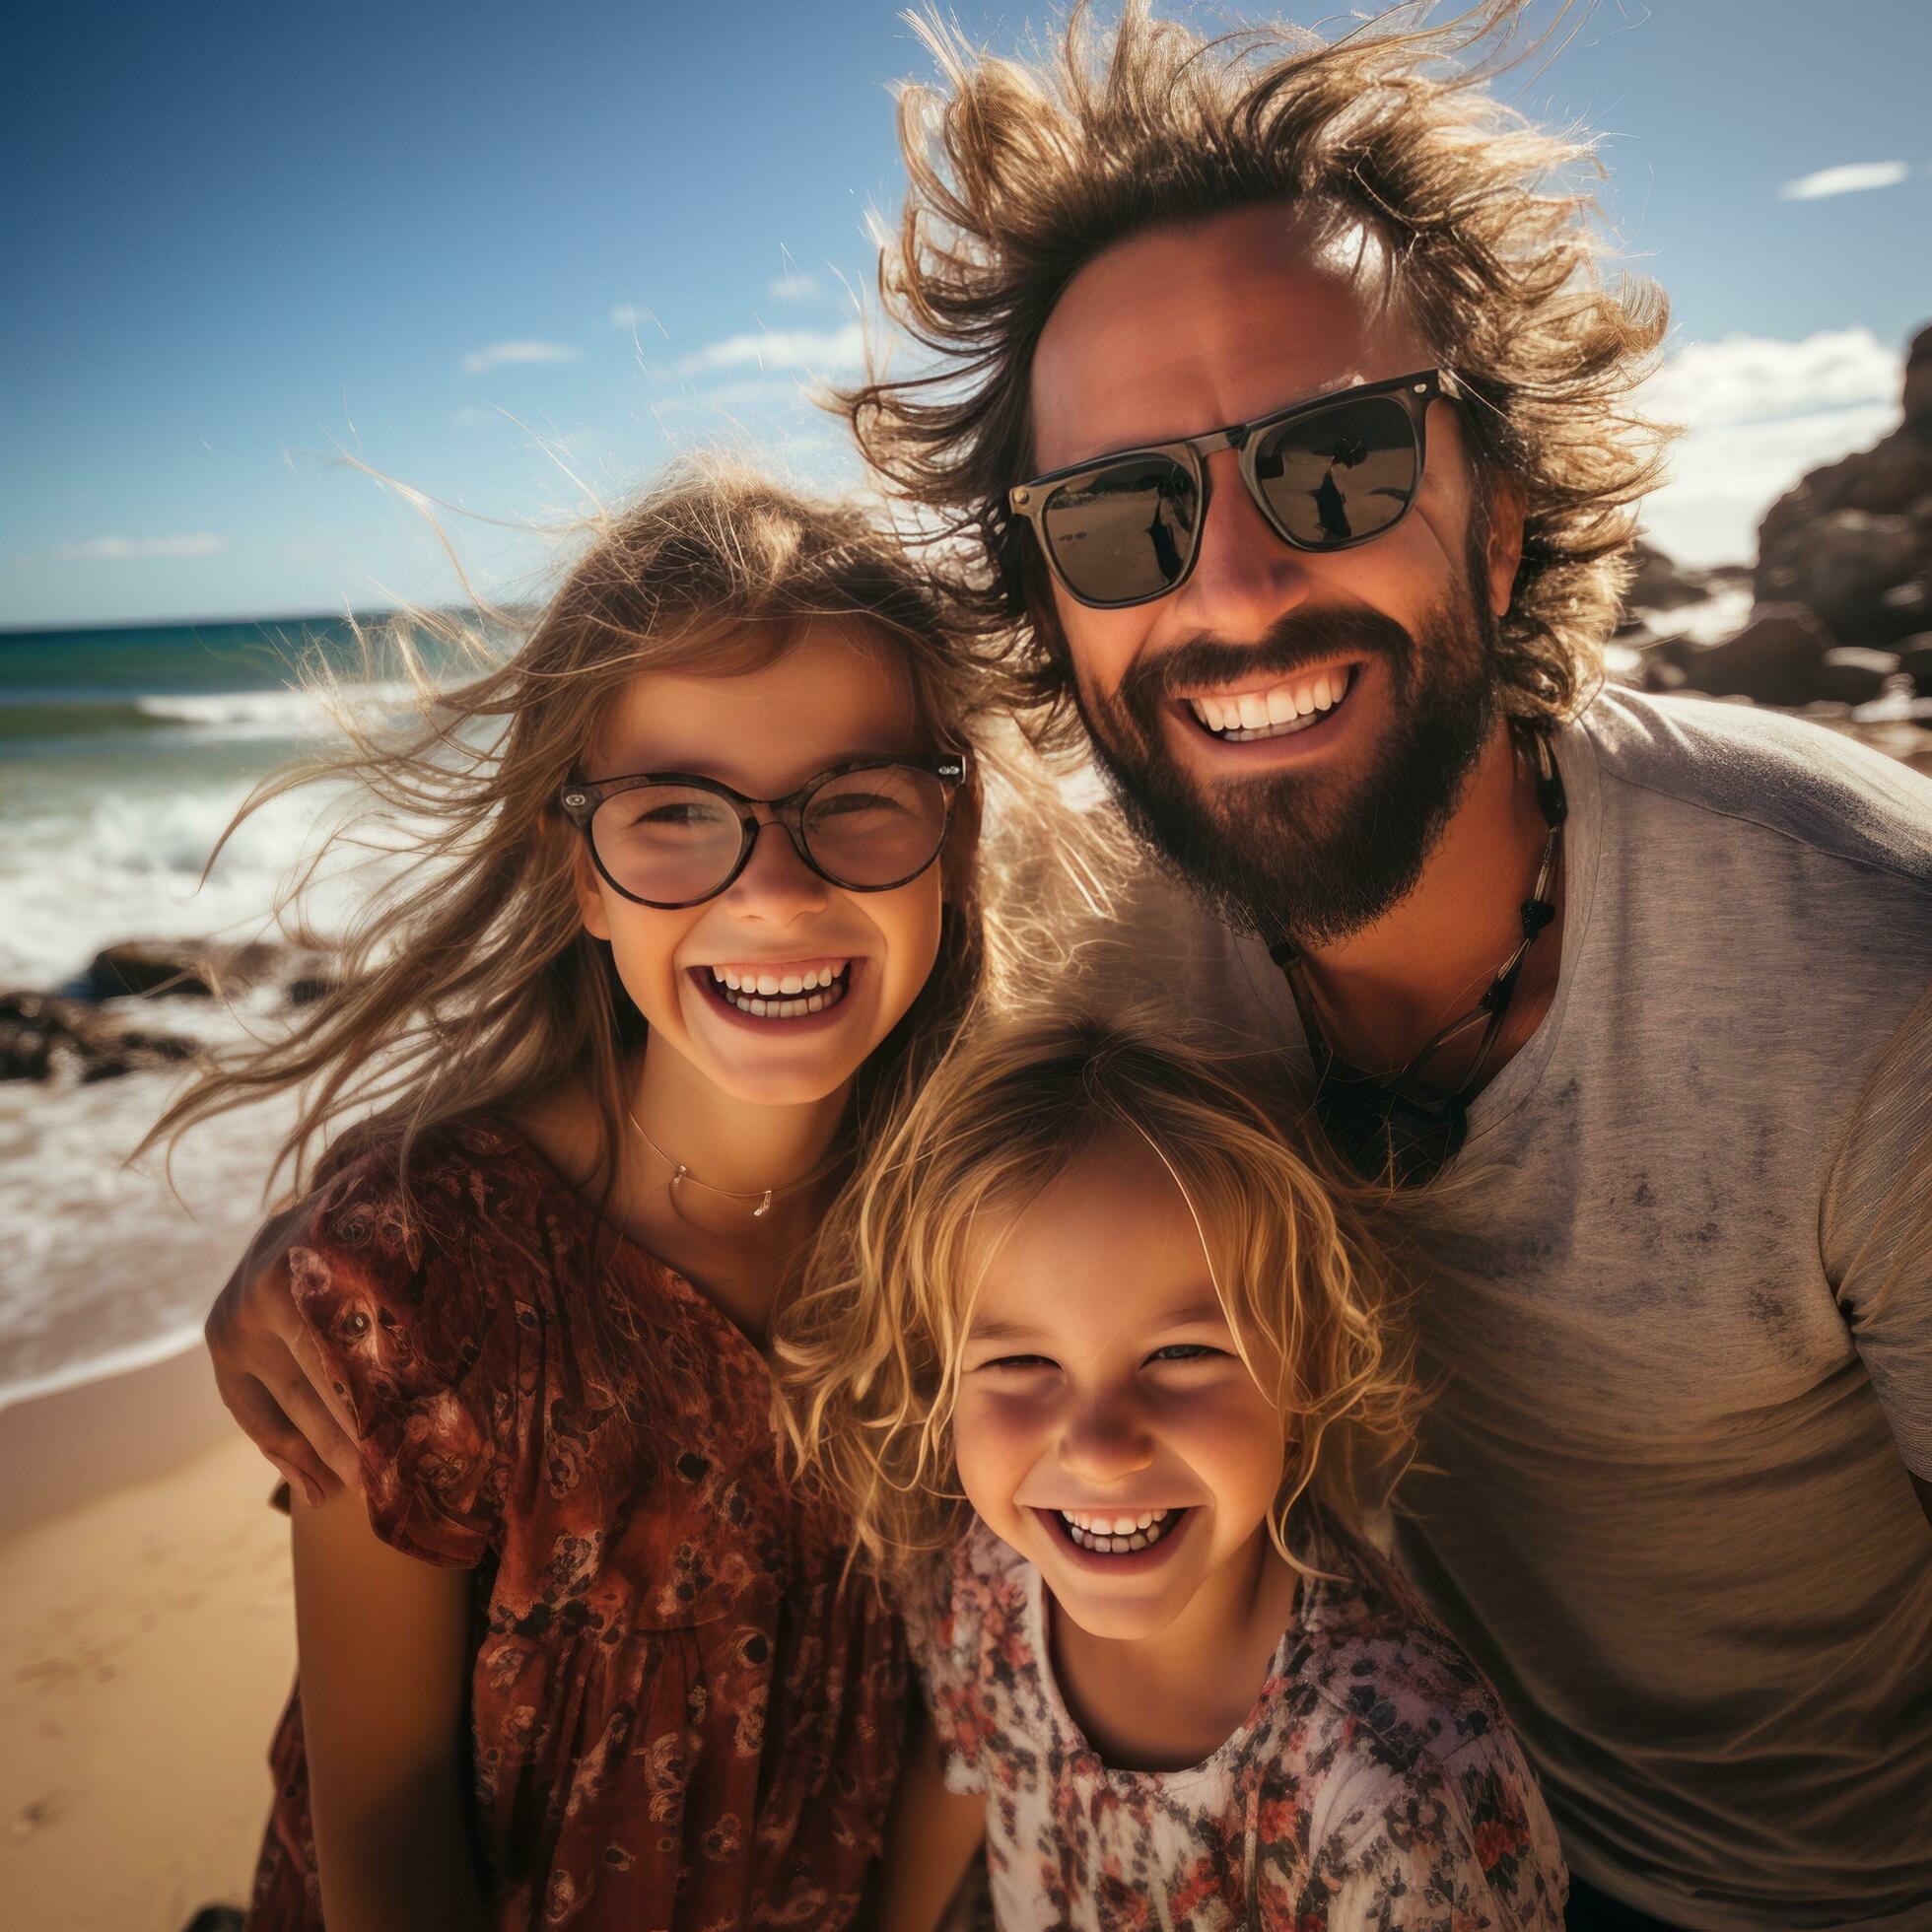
[{"x1": 0, "y1": 615, "x2": 475, "y2": 1409}]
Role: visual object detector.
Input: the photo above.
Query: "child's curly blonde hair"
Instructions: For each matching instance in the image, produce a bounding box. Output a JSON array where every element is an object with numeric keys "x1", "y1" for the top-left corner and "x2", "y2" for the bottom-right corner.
[{"x1": 777, "y1": 1006, "x2": 1420, "y2": 1578}]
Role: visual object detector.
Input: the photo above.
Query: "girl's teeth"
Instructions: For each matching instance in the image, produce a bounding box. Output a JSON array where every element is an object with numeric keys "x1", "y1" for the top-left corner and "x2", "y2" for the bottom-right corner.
[
  {"x1": 706, "y1": 962, "x2": 850, "y2": 1021},
  {"x1": 1059, "y1": 1507, "x2": 1175, "y2": 1554}
]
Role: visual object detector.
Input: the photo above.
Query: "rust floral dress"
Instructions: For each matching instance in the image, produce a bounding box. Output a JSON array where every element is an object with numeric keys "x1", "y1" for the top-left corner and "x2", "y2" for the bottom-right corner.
[{"x1": 246, "y1": 1119, "x2": 905, "y2": 1931}]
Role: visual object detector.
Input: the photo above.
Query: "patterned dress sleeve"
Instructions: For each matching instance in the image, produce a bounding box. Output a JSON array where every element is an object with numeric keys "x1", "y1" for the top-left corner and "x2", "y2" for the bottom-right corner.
[
  {"x1": 896, "y1": 1528, "x2": 1000, "y2": 1798},
  {"x1": 288, "y1": 1137, "x2": 525, "y2": 1568},
  {"x1": 1272, "y1": 1728, "x2": 1567, "y2": 1931}
]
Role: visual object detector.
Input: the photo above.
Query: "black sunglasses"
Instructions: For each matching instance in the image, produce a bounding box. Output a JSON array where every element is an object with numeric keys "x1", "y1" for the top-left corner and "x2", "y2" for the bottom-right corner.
[
  {"x1": 1006, "y1": 369, "x2": 1463, "y2": 609},
  {"x1": 558, "y1": 754, "x2": 968, "y2": 910}
]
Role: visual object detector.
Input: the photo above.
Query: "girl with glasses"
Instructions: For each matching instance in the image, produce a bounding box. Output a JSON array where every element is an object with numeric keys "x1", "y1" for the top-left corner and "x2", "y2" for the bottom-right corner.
[{"x1": 151, "y1": 463, "x2": 1077, "y2": 1930}]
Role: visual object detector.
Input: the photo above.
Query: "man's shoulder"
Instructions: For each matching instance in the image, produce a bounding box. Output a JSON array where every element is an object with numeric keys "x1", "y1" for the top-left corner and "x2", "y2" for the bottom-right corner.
[{"x1": 1577, "y1": 684, "x2": 1932, "y2": 892}]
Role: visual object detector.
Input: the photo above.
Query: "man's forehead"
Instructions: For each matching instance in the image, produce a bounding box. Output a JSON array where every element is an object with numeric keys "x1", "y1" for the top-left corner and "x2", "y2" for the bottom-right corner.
[{"x1": 1027, "y1": 206, "x2": 1424, "y2": 472}]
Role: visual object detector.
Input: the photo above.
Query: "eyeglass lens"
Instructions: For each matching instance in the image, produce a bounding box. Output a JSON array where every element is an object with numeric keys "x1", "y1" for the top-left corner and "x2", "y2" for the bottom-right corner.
[
  {"x1": 590, "y1": 766, "x2": 952, "y2": 905},
  {"x1": 1039, "y1": 393, "x2": 1420, "y2": 605}
]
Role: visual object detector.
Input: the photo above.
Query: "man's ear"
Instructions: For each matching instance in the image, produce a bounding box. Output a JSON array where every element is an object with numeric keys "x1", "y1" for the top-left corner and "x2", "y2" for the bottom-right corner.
[
  {"x1": 572, "y1": 842, "x2": 614, "y2": 942},
  {"x1": 1483, "y1": 475, "x2": 1528, "y2": 620}
]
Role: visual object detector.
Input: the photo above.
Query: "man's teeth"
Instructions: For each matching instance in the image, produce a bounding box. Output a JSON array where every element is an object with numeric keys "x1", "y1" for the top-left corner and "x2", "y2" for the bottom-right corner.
[
  {"x1": 1059, "y1": 1506, "x2": 1176, "y2": 1553},
  {"x1": 1187, "y1": 667, "x2": 1350, "y2": 741},
  {"x1": 707, "y1": 961, "x2": 850, "y2": 1018}
]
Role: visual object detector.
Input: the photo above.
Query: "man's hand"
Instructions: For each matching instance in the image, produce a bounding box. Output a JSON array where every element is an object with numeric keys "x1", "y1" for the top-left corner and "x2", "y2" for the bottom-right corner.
[{"x1": 206, "y1": 1200, "x2": 363, "y2": 1506}]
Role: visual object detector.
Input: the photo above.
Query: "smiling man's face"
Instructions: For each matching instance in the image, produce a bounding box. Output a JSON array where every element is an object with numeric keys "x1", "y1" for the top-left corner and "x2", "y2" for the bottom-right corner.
[{"x1": 1027, "y1": 203, "x2": 1522, "y2": 944}]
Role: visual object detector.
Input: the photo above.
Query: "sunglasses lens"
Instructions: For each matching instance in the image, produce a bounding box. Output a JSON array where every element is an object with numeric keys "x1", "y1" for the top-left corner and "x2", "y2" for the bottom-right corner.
[
  {"x1": 1253, "y1": 394, "x2": 1419, "y2": 549},
  {"x1": 803, "y1": 765, "x2": 952, "y2": 889},
  {"x1": 1040, "y1": 455, "x2": 1200, "y2": 605},
  {"x1": 592, "y1": 785, "x2": 744, "y2": 904}
]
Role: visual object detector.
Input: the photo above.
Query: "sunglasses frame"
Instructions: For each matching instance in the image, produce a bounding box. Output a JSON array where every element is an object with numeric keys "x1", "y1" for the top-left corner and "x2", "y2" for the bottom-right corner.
[
  {"x1": 559, "y1": 753, "x2": 969, "y2": 910},
  {"x1": 1006, "y1": 368, "x2": 1464, "y2": 610}
]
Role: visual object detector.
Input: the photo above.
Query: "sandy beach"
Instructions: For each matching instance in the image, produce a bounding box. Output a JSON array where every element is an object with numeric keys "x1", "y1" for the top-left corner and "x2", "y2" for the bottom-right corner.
[{"x1": 0, "y1": 1344, "x2": 296, "y2": 1929}]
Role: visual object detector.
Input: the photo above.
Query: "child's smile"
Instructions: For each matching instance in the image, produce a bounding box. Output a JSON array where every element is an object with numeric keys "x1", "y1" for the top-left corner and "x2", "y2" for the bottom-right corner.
[
  {"x1": 575, "y1": 622, "x2": 951, "y2": 1110},
  {"x1": 954, "y1": 1133, "x2": 1290, "y2": 1644}
]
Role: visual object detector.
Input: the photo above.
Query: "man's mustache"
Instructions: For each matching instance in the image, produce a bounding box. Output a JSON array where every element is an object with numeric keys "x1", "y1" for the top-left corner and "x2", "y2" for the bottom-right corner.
[{"x1": 1118, "y1": 607, "x2": 1416, "y2": 715}]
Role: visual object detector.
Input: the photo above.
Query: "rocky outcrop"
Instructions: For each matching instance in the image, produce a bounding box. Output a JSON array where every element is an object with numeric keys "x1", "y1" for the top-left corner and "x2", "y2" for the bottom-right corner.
[
  {"x1": 84, "y1": 938, "x2": 329, "y2": 1002},
  {"x1": 3, "y1": 939, "x2": 337, "y2": 1083},
  {"x1": 1625, "y1": 320, "x2": 1930, "y2": 717},
  {"x1": 1754, "y1": 323, "x2": 1932, "y2": 649},
  {"x1": 0, "y1": 992, "x2": 200, "y2": 1084}
]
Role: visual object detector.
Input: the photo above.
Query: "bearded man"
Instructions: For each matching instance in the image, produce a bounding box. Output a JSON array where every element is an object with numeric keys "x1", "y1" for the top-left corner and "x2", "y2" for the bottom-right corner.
[{"x1": 837, "y1": 4, "x2": 1931, "y2": 1928}]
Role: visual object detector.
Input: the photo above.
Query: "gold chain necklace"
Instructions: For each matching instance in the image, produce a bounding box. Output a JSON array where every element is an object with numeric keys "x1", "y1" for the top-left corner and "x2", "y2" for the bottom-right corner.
[{"x1": 624, "y1": 1104, "x2": 845, "y2": 1221}]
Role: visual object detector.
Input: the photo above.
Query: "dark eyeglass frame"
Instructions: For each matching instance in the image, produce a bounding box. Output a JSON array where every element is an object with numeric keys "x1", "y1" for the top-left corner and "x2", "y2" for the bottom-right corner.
[
  {"x1": 558, "y1": 753, "x2": 970, "y2": 910},
  {"x1": 1006, "y1": 368, "x2": 1465, "y2": 610}
]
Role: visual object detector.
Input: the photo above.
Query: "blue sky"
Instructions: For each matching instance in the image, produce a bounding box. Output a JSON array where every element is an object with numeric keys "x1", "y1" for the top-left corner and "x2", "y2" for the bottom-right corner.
[{"x1": 5, "y1": 0, "x2": 1927, "y2": 627}]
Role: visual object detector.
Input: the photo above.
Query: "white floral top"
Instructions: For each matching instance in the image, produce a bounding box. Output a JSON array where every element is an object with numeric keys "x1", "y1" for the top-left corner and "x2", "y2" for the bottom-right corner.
[{"x1": 906, "y1": 1513, "x2": 1567, "y2": 1931}]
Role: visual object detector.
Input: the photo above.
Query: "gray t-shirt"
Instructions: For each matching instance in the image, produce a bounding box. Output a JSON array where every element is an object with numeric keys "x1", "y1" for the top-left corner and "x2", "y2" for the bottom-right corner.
[{"x1": 1080, "y1": 686, "x2": 1932, "y2": 1930}]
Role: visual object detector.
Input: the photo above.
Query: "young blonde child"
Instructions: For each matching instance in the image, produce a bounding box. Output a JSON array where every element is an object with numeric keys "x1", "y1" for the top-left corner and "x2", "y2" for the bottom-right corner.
[
  {"x1": 159, "y1": 465, "x2": 1070, "y2": 1930},
  {"x1": 782, "y1": 1010, "x2": 1567, "y2": 1930}
]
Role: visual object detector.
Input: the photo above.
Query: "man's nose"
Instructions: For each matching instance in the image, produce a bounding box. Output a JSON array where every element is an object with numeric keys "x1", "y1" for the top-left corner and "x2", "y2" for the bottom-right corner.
[
  {"x1": 1057, "y1": 1388, "x2": 1156, "y2": 1484},
  {"x1": 1168, "y1": 448, "x2": 1314, "y2": 639},
  {"x1": 724, "y1": 817, "x2": 832, "y2": 921}
]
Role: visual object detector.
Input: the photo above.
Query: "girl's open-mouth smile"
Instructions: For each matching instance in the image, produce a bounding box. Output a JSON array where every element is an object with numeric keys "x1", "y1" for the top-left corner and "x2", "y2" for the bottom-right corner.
[
  {"x1": 690, "y1": 958, "x2": 857, "y2": 1027},
  {"x1": 1034, "y1": 1504, "x2": 1197, "y2": 1573}
]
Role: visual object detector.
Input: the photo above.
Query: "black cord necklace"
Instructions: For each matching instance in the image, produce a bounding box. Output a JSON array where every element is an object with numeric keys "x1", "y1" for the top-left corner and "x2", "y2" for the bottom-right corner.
[{"x1": 1268, "y1": 726, "x2": 1567, "y2": 1188}]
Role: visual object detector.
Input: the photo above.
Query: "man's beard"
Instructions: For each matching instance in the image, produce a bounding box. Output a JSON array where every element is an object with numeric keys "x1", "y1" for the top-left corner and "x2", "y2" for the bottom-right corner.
[{"x1": 1072, "y1": 537, "x2": 1502, "y2": 949}]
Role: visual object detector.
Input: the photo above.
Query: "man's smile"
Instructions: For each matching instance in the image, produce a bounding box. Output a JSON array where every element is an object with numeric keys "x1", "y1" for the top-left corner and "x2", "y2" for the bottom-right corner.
[{"x1": 1178, "y1": 659, "x2": 1362, "y2": 744}]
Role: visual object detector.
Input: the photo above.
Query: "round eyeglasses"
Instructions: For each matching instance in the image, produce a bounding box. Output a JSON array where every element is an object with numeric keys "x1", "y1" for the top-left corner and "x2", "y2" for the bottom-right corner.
[{"x1": 558, "y1": 754, "x2": 969, "y2": 910}]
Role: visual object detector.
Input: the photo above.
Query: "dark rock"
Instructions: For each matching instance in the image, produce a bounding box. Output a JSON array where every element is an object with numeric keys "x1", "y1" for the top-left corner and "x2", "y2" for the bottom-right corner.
[
  {"x1": 1677, "y1": 603, "x2": 1838, "y2": 706},
  {"x1": 285, "y1": 972, "x2": 336, "y2": 1007},
  {"x1": 0, "y1": 992, "x2": 200, "y2": 1083},
  {"x1": 1817, "y1": 646, "x2": 1904, "y2": 705},
  {"x1": 1754, "y1": 320, "x2": 1932, "y2": 652},
  {"x1": 1893, "y1": 632, "x2": 1932, "y2": 691},
  {"x1": 87, "y1": 941, "x2": 217, "y2": 1000},
  {"x1": 1761, "y1": 510, "x2": 1922, "y2": 641},
  {"x1": 1626, "y1": 541, "x2": 1706, "y2": 609},
  {"x1": 1904, "y1": 323, "x2": 1932, "y2": 435},
  {"x1": 84, "y1": 937, "x2": 332, "y2": 1005}
]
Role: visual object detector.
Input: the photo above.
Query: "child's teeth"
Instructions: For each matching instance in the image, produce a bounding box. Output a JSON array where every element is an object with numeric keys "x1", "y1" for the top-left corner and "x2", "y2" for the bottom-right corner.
[
  {"x1": 1059, "y1": 1507, "x2": 1173, "y2": 1553},
  {"x1": 713, "y1": 962, "x2": 850, "y2": 1021}
]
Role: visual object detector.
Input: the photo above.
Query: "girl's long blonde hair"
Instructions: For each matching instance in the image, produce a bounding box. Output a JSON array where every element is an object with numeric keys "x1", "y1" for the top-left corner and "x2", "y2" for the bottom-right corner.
[
  {"x1": 145, "y1": 461, "x2": 1068, "y2": 1206},
  {"x1": 777, "y1": 1007, "x2": 1420, "y2": 1579}
]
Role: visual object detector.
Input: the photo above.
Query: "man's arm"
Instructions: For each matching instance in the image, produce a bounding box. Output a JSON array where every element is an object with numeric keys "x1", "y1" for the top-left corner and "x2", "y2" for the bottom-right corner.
[
  {"x1": 206, "y1": 1201, "x2": 363, "y2": 1504},
  {"x1": 292, "y1": 1486, "x2": 488, "y2": 1932}
]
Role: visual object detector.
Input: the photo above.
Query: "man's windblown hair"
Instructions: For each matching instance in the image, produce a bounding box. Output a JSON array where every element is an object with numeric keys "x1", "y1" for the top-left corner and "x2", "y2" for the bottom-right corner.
[{"x1": 844, "y1": 0, "x2": 1674, "y2": 746}]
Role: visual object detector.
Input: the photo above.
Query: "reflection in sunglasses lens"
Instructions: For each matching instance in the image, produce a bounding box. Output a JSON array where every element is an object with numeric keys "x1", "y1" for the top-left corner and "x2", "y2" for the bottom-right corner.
[
  {"x1": 1043, "y1": 456, "x2": 1200, "y2": 604},
  {"x1": 1253, "y1": 396, "x2": 1418, "y2": 547}
]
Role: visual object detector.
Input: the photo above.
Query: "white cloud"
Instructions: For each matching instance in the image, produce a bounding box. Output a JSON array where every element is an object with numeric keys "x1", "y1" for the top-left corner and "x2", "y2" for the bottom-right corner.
[
  {"x1": 1777, "y1": 161, "x2": 1909, "y2": 202},
  {"x1": 768, "y1": 271, "x2": 822, "y2": 302},
  {"x1": 459, "y1": 339, "x2": 582, "y2": 377},
  {"x1": 53, "y1": 532, "x2": 226, "y2": 561},
  {"x1": 674, "y1": 320, "x2": 865, "y2": 379},
  {"x1": 1637, "y1": 328, "x2": 1903, "y2": 566},
  {"x1": 1641, "y1": 326, "x2": 1900, "y2": 431}
]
